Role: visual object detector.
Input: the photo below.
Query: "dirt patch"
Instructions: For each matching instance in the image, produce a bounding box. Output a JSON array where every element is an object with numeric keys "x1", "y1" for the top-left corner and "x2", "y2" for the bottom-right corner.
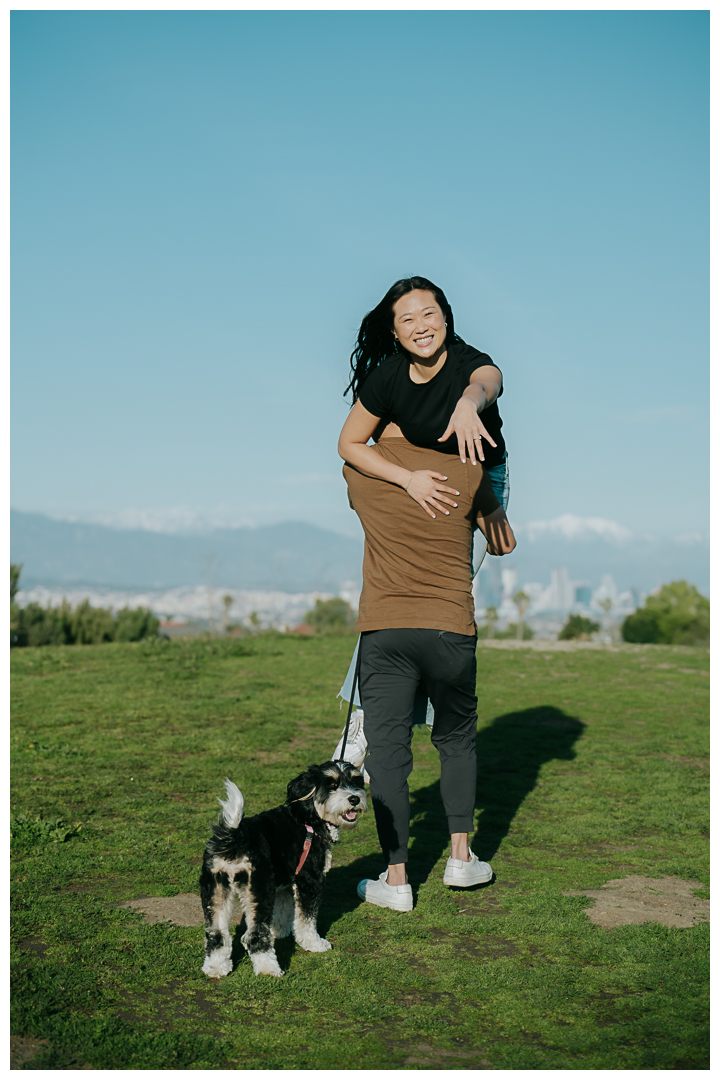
[
  {"x1": 117, "y1": 893, "x2": 242, "y2": 927},
  {"x1": 563, "y1": 875, "x2": 709, "y2": 929},
  {"x1": 16, "y1": 936, "x2": 48, "y2": 958},
  {"x1": 402, "y1": 1041, "x2": 491, "y2": 1068},
  {"x1": 10, "y1": 1036, "x2": 48, "y2": 1069},
  {"x1": 113, "y1": 979, "x2": 225, "y2": 1032},
  {"x1": 455, "y1": 934, "x2": 520, "y2": 960},
  {"x1": 58, "y1": 877, "x2": 127, "y2": 896},
  {"x1": 451, "y1": 881, "x2": 515, "y2": 917},
  {"x1": 658, "y1": 754, "x2": 709, "y2": 770}
]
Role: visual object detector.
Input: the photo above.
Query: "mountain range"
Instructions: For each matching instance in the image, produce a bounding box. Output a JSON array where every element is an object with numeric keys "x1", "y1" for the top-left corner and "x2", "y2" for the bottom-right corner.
[
  {"x1": 503, "y1": 514, "x2": 709, "y2": 594},
  {"x1": 11, "y1": 511, "x2": 364, "y2": 594},
  {"x1": 10, "y1": 509, "x2": 709, "y2": 597}
]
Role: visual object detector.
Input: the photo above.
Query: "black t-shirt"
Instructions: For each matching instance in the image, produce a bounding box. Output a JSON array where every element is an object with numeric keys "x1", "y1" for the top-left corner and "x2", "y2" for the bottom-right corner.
[{"x1": 358, "y1": 341, "x2": 506, "y2": 466}]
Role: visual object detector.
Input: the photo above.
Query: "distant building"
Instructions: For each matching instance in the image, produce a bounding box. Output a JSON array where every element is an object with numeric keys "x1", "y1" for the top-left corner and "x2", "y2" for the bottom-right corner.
[
  {"x1": 575, "y1": 585, "x2": 592, "y2": 606},
  {"x1": 547, "y1": 568, "x2": 575, "y2": 611},
  {"x1": 498, "y1": 568, "x2": 518, "y2": 618},
  {"x1": 473, "y1": 561, "x2": 503, "y2": 612}
]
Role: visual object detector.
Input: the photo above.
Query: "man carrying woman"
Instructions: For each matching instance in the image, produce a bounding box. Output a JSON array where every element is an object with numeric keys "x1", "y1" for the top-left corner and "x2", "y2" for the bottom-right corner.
[{"x1": 337, "y1": 277, "x2": 516, "y2": 910}]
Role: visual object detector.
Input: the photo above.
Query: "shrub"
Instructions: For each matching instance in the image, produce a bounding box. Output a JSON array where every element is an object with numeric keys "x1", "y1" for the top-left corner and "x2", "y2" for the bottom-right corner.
[
  {"x1": 10, "y1": 564, "x2": 25, "y2": 646},
  {"x1": 10, "y1": 567, "x2": 160, "y2": 647},
  {"x1": 11, "y1": 563, "x2": 21, "y2": 603},
  {"x1": 11, "y1": 813, "x2": 82, "y2": 851},
  {"x1": 495, "y1": 622, "x2": 535, "y2": 641},
  {"x1": 479, "y1": 605, "x2": 499, "y2": 639},
  {"x1": 304, "y1": 597, "x2": 355, "y2": 636},
  {"x1": 71, "y1": 600, "x2": 117, "y2": 644},
  {"x1": 114, "y1": 606, "x2": 160, "y2": 642},
  {"x1": 16, "y1": 600, "x2": 72, "y2": 647},
  {"x1": 622, "y1": 580, "x2": 709, "y2": 645},
  {"x1": 558, "y1": 614, "x2": 601, "y2": 641}
]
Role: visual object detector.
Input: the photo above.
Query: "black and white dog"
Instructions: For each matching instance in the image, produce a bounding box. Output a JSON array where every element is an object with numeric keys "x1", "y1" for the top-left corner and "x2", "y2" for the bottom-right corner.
[{"x1": 200, "y1": 760, "x2": 367, "y2": 978}]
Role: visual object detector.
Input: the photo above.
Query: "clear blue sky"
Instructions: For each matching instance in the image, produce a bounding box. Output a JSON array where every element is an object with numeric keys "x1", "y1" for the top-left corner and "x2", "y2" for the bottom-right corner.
[{"x1": 11, "y1": 10, "x2": 709, "y2": 539}]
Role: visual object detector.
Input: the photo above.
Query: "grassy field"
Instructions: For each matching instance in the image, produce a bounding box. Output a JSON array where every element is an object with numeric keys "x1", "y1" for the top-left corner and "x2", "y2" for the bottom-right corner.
[{"x1": 10, "y1": 634, "x2": 709, "y2": 1070}]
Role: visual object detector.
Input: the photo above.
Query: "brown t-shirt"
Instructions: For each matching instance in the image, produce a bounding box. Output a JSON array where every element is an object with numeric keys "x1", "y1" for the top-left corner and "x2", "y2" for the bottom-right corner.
[{"x1": 343, "y1": 438, "x2": 500, "y2": 635}]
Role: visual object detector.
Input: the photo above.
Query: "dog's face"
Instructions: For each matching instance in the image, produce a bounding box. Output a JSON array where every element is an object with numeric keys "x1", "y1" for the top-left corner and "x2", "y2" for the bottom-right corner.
[{"x1": 287, "y1": 761, "x2": 367, "y2": 830}]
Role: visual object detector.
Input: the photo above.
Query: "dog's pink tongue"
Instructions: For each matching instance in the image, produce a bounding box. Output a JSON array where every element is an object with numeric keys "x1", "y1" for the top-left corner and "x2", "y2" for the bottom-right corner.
[{"x1": 344, "y1": 810, "x2": 357, "y2": 820}]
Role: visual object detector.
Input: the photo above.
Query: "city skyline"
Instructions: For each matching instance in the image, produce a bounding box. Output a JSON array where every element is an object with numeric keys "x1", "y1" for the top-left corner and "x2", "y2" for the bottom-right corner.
[{"x1": 14, "y1": 559, "x2": 649, "y2": 645}]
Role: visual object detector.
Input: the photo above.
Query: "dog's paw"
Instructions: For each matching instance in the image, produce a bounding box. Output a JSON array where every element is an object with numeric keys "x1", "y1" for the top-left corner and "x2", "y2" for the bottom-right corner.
[
  {"x1": 298, "y1": 935, "x2": 332, "y2": 953},
  {"x1": 202, "y1": 954, "x2": 233, "y2": 979},
  {"x1": 250, "y1": 950, "x2": 285, "y2": 977}
]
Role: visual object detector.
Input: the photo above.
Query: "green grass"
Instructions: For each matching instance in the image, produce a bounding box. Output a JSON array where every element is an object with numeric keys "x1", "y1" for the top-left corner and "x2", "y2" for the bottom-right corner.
[{"x1": 11, "y1": 635, "x2": 709, "y2": 1070}]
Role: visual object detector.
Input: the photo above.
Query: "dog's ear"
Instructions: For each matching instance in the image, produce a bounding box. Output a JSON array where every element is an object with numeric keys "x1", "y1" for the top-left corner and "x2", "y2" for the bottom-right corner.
[{"x1": 286, "y1": 768, "x2": 319, "y2": 805}]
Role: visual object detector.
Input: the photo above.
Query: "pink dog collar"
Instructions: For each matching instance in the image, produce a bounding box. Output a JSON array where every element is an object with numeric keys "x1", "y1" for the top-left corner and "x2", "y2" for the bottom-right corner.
[{"x1": 295, "y1": 825, "x2": 315, "y2": 875}]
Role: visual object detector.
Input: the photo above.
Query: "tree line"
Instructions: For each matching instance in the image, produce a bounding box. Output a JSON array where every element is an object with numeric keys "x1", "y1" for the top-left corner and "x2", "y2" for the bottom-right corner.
[
  {"x1": 480, "y1": 580, "x2": 708, "y2": 644},
  {"x1": 10, "y1": 565, "x2": 159, "y2": 647},
  {"x1": 10, "y1": 567, "x2": 708, "y2": 648}
]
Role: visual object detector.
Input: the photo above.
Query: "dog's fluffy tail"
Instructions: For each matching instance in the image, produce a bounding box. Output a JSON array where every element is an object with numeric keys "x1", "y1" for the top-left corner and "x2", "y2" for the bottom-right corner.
[{"x1": 217, "y1": 779, "x2": 244, "y2": 828}]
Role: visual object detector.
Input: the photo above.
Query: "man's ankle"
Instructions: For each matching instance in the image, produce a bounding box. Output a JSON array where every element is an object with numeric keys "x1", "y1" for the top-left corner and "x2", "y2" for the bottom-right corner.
[
  {"x1": 386, "y1": 864, "x2": 407, "y2": 886},
  {"x1": 450, "y1": 832, "x2": 471, "y2": 862}
]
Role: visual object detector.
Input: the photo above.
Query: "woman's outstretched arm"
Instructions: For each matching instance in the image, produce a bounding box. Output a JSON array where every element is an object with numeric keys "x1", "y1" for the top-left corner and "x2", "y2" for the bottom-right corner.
[
  {"x1": 339, "y1": 402, "x2": 461, "y2": 520},
  {"x1": 437, "y1": 365, "x2": 503, "y2": 465}
]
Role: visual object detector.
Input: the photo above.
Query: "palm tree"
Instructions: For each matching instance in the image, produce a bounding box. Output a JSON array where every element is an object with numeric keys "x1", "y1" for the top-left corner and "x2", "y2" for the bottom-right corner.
[
  {"x1": 598, "y1": 595, "x2": 615, "y2": 642},
  {"x1": 513, "y1": 590, "x2": 530, "y2": 641},
  {"x1": 222, "y1": 594, "x2": 233, "y2": 633},
  {"x1": 484, "y1": 605, "x2": 498, "y2": 640}
]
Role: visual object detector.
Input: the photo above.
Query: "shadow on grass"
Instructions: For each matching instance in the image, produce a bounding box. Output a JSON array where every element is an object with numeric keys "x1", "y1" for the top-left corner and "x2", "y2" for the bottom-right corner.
[
  {"x1": 323, "y1": 705, "x2": 586, "y2": 926},
  {"x1": 459, "y1": 704, "x2": 585, "y2": 866}
]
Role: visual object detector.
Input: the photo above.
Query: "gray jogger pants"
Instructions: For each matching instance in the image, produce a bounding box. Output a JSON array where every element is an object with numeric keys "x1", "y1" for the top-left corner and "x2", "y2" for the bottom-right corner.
[{"x1": 359, "y1": 628, "x2": 478, "y2": 865}]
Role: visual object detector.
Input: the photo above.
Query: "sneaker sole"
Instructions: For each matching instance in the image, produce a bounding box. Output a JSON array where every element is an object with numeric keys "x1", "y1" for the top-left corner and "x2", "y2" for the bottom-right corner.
[
  {"x1": 443, "y1": 871, "x2": 493, "y2": 887},
  {"x1": 357, "y1": 888, "x2": 413, "y2": 912}
]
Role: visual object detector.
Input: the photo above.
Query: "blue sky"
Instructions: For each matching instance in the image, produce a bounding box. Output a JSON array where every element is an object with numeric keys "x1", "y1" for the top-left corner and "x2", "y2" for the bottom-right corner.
[{"x1": 11, "y1": 10, "x2": 709, "y2": 541}]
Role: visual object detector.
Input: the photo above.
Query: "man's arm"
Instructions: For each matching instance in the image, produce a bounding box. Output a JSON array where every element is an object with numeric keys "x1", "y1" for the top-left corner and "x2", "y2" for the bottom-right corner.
[{"x1": 437, "y1": 365, "x2": 503, "y2": 465}]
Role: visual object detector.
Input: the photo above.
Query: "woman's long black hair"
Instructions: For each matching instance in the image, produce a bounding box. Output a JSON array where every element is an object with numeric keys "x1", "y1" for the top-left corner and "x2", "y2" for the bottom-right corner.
[{"x1": 344, "y1": 276, "x2": 462, "y2": 404}]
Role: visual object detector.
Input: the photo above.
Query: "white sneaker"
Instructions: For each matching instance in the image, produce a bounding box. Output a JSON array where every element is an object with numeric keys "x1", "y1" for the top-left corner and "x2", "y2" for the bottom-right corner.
[
  {"x1": 443, "y1": 852, "x2": 493, "y2": 887},
  {"x1": 357, "y1": 870, "x2": 413, "y2": 912},
  {"x1": 332, "y1": 708, "x2": 370, "y2": 781}
]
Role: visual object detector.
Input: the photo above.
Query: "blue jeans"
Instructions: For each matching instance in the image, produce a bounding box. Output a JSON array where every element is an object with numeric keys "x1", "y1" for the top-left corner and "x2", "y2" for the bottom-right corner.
[{"x1": 472, "y1": 453, "x2": 510, "y2": 577}]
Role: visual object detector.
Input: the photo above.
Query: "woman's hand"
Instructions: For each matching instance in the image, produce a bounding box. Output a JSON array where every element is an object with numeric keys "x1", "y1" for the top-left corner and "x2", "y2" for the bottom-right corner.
[
  {"x1": 438, "y1": 396, "x2": 497, "y2": 465},
  {"x1": 405, "y1": 470, "x2": 460, "y2": 519}
]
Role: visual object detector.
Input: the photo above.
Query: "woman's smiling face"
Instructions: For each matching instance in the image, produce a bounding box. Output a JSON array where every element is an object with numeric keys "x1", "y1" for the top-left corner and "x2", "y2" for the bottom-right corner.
[{"x1": 392, "y1": 289, "x2": 447, "y2": 361}]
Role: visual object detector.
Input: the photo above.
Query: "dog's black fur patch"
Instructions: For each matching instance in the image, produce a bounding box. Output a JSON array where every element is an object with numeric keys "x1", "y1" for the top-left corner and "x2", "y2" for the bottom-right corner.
[{"x1": 200, "y1": 760, "x2": 366, "y2": 978}]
